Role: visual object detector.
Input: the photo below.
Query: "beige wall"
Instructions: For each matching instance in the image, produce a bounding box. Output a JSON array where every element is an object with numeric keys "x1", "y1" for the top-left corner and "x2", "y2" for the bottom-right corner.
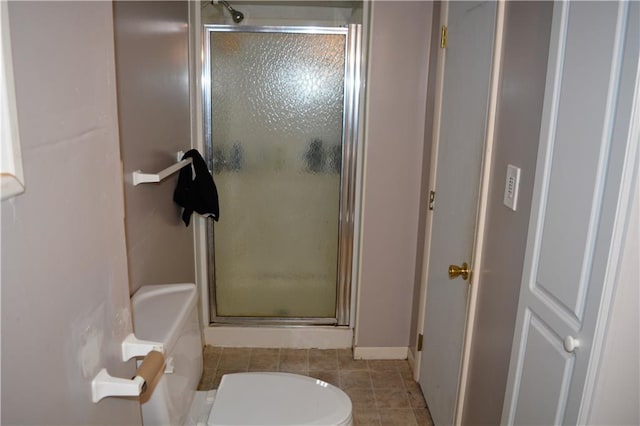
[
  {"x1": 113, "y1": 1, "x2": 195, "y2": 295},
  {"x1": 356, "y1": 1, "x2": 432, "y2": 348},
  {"x1": 1, "y1": 2, "x2": 141, "y2": 424},
  {"x1": 462, "y1": 2, "x2": 553, "y2": 424}
]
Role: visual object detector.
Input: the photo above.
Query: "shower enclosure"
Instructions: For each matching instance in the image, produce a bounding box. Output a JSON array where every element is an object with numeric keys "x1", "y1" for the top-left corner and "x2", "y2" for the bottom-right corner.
[{"x1": 203, "y1": 25, "x2": 361, "y2": 325}]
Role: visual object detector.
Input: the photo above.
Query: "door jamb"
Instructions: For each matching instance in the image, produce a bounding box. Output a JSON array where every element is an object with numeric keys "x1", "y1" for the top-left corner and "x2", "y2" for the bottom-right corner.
[
  {"x1": 413, "y1": 0, "x2": 449, "y2": 380},
  {"x1": 454, "y1": 2, "x2": 505, "y2": 424}
]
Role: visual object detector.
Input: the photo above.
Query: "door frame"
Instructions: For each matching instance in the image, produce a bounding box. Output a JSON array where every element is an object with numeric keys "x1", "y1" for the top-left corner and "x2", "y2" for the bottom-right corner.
[
  {"x1": 201, "y1": 24, "x2": 362, "y2": 326},
  {"x1": 413, "y1": 2, "x2": 506, "y2": 424}
]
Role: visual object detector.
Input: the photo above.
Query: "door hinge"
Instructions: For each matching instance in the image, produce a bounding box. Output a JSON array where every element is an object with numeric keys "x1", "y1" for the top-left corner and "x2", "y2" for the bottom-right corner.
[
  {"x1": 440, "y1": 25, "x2": 448, "y2": 49},
  {"x1": 417, "y1": 333, "x2": 424, "y2": 352},
  {"x1": 429, "y1": 190, "x2": 436, "y2": 210}
]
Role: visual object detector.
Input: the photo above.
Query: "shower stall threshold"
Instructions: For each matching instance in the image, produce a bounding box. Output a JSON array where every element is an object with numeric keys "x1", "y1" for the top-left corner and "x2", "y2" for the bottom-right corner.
[
  {"x1": 210, "y1": 317, "x2": 338, "y2": 326},
  {"x1": 203, "y1": 325, "x2": 353, "y2": 349}
]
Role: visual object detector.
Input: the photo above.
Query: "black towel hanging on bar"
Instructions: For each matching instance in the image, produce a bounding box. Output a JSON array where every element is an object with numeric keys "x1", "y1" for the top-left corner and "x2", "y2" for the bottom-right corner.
[{"x1": 173, "y1": 149, "x2": 219, "y2": 226}]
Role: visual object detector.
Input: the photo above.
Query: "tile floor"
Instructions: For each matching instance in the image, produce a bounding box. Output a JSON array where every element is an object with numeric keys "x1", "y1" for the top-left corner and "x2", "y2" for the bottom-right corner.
[{"x1": 198, "y1": 346, "x2": 434, "y2": 426}]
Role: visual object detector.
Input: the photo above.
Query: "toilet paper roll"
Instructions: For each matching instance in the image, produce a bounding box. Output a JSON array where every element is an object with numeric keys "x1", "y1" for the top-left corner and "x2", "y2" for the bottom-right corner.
[{"x1": 135, "y1": 350, "x2": 165, "y2": 397}]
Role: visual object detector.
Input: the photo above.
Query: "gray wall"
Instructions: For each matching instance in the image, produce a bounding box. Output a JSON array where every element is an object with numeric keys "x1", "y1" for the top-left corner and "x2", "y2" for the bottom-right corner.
[
  {"x1": 356, "y1": 1, "x2": 432, "y2": 348},
  {"x1": 462, "y1": 2, "x2": 553, "y2": 424},
  {"x1": 1, "y1": 2, "x2": 141, "y2": 424},
  {"x1": 113, "y1": 1, "x2": 195, "y2": 295}
]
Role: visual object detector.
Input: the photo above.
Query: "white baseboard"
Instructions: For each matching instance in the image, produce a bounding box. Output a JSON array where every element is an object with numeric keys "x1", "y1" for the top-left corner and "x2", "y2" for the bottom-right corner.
[
  {"x1": 204, "y1": 326, "x2": 353, "y2": 349},
  {"x1": 353, "y1": 346, "x2": 409, "y2": 360}
]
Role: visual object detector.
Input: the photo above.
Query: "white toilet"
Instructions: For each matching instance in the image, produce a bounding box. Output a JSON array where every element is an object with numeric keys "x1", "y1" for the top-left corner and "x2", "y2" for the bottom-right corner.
[{"x1": 131, "y1": 283, "x2": 353, "y2": 426}]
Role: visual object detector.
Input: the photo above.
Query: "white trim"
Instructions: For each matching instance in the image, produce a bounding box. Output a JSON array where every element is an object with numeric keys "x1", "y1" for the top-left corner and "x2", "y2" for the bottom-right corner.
[
  {"x1": 353, "y1": 1, "x2": 374, "y2": 349},
  {"x1": 407, "y1": 346, "x2": 416, "y2": 371},
  {"x1": 454, "y1": 2, "x2": 506, "y2": 424},
  {"x1": 354, "y1": 346, "x2": 408, "y2": 360},
  {"x1": 414, "y1": 0, "x2": 449, "y2": 381},
  {"x1": 204, "y1": 326, "x2": 353, "y2": 349},
  {"x1": 1, "y1": 1, "x2": 25, "y2": 201}
]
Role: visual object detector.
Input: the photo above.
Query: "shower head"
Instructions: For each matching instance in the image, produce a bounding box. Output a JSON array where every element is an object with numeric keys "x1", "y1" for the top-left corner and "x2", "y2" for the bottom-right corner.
[{"x1": 216, "y1": 0, "x2": 244, "y2": 24}]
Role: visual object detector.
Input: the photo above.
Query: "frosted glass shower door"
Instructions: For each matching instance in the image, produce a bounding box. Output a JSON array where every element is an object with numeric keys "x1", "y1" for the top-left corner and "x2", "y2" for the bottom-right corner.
[{"x1": 204, "y1": 26, "x2": 359, "y2": 323}]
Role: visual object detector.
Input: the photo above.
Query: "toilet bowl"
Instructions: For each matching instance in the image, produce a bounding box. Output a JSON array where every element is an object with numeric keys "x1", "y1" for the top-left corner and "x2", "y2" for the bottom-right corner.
[{"x1": 131, "y1": 284, "x2": 353, "y2": 426}]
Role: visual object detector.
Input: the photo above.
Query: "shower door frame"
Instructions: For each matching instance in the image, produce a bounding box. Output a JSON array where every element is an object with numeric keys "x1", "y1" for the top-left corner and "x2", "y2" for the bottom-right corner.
[{"x1": 203, "y1": 24, "x2": 362, "y2": 326}]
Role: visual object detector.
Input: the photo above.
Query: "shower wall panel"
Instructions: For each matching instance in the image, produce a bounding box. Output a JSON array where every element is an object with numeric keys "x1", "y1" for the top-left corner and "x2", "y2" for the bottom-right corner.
[{"x1": 114, "y1": 1, "x2": 195, "y2": 295}]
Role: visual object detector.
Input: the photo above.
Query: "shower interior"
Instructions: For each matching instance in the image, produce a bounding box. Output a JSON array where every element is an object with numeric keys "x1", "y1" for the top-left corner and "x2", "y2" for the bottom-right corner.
[{"x1": 202, "y1": 2, "x2": 363, "y2": 326}]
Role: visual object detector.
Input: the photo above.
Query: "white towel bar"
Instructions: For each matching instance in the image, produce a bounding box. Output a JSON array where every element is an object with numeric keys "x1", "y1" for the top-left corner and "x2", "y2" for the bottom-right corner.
[{"x1": 132, "y1": 151, "x2": 192, "y2": 186}]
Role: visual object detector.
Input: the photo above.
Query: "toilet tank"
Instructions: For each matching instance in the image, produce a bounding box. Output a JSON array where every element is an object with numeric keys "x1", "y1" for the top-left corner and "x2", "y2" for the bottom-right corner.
[{"x1": 131, "y1": 283, "x2": 203, "y2": 426}]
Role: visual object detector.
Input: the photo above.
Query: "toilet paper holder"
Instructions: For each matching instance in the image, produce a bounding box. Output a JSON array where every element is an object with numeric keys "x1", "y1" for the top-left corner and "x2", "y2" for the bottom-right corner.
[
  {"x1": 121, "y1": 333, "x2": 164, "y2": 361},
  {"x1": 91, "y1": 350, "x2": 165, "y2": 403},
  {"x1": 91, "y1": 368, "x2": 146, "y2": 403},
  {"x1": 91, "y1": 334, "x2": 165, "y2": 403}
]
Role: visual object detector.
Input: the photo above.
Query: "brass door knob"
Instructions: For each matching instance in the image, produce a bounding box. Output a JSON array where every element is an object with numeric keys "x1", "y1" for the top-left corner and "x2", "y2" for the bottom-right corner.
[{"x1": 448, "y1": 262, "x2": 470, "y2": 280}]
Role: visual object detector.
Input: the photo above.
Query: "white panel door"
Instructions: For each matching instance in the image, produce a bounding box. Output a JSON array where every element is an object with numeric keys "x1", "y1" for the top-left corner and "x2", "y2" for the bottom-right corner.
[
  {"x1": 419, "y1": 2, "x2": 497, "y2": 425},
  {"x1": 502, "y1": 2, "x2": 639, "y2": 424}
]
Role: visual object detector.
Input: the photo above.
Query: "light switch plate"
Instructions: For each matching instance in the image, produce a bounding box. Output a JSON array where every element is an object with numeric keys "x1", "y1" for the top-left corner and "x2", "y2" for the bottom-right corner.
[{"x1": 504, "y1": 164, "x2": 521, "y2": 211}]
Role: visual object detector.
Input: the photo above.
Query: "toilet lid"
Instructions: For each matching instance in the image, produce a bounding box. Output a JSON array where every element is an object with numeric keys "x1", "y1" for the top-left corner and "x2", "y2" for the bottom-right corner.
[{"x1": 208, "y1": 372, "x2": 352, "y2": 426}]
